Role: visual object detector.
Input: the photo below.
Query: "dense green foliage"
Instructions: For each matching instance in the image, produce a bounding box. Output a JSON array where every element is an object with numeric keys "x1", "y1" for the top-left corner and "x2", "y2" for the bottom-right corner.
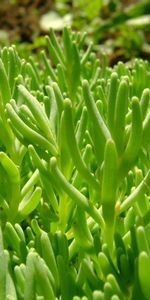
[{"x1": 0, "y1": 28, "x2": 150, "y2": 299}]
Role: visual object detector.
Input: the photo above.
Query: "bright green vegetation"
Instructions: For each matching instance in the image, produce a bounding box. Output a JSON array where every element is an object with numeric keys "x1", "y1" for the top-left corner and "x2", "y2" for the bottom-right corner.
[{"x1": 0, "y1": 27, "x2": 150, "y2": 299}]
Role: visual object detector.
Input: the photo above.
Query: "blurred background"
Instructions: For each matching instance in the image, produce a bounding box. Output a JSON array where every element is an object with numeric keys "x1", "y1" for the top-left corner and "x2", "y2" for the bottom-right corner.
[{"x1": 0, "y1": 0, "x2": 150, "y2": 64}]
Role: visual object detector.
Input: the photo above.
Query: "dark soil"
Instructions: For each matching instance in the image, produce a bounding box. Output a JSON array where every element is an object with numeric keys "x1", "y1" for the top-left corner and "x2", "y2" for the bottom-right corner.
[{"x1": 0, "y1": 0, "x2": 52, "y2": 42}]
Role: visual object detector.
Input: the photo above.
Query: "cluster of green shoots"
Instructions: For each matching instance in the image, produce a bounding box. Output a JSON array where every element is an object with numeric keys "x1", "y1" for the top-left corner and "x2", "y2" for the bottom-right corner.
[{"x1": 0, "y1": 27, "x2": 150, "y2": 300}]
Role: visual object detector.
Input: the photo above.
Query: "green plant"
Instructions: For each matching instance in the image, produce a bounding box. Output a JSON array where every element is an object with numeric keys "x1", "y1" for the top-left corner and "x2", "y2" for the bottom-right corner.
[{"x1": 0, "y1": 28, "x2": 150, "y2": 299}]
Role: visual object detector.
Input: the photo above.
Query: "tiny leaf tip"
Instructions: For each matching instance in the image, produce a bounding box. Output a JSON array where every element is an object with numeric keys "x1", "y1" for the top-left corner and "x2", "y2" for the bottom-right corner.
[
  {"x1": 64, "y1": 98, "x2": 72, "y2": 108},
  {"x1": 50, "y1": 157, "x2": 57, "y2": 167}
]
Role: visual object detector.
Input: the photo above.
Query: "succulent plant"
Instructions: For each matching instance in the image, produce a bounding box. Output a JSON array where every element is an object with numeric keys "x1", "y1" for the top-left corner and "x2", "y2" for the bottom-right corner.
[{"x1": 0, "y1": 27, "x2": 150, "y2": 299}]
